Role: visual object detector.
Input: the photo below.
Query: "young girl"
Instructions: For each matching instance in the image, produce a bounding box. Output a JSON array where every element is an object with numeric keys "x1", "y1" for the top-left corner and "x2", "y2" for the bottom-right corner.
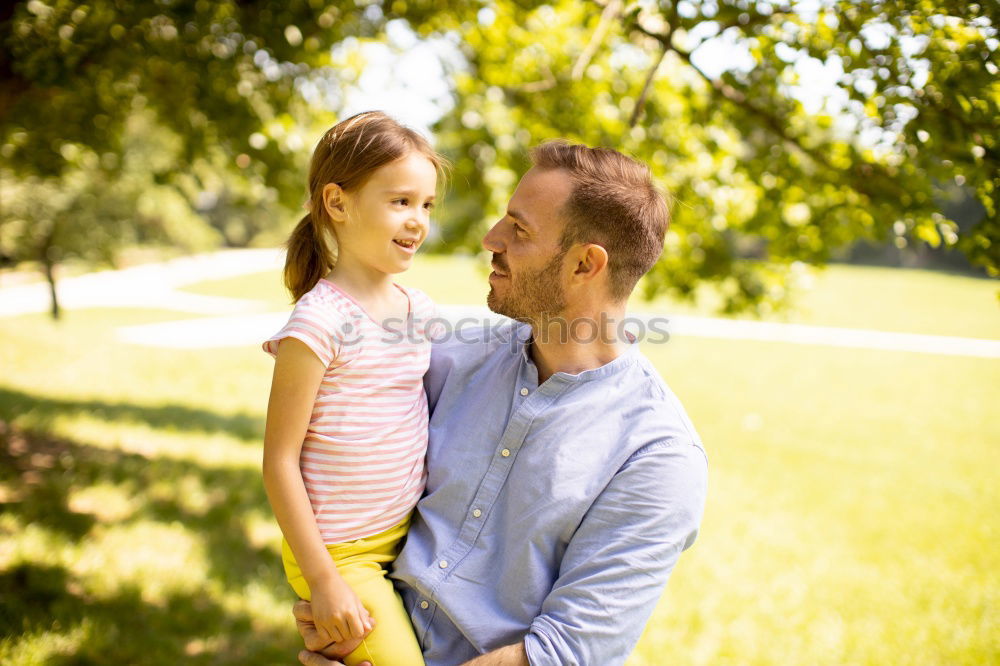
[{"x1": 262, "y1": 111, "x2": 445, "y2": 665}]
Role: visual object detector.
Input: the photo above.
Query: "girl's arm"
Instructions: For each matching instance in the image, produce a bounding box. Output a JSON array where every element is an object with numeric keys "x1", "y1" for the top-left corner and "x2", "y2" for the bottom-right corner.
[{"x1": 262, "y1": 337, "x2": 372, "y2": 643}]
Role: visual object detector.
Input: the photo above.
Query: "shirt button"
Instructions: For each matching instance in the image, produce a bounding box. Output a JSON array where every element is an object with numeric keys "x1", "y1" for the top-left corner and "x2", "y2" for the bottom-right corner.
[
  {"x1": 501, "y1": 448, "x2": 511, "y2": 457},
  {"x1": 420, "y1": 600, "x2": 429, "y2": 609},
  {"x1": 519, "y1": 387, "x2": 529, "y2": 396},
  {"x1": 472, "y1": 508, "x2": 482, "y2": 518},
  {"x1": 439, "y1": 559, "x2": 448, "y2": 569}
]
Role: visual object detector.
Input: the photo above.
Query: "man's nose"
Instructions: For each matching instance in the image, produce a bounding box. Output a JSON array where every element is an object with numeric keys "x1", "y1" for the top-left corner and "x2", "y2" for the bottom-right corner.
[{"x1": 482, "y1": 220, "x2": 505, "y2": 253}]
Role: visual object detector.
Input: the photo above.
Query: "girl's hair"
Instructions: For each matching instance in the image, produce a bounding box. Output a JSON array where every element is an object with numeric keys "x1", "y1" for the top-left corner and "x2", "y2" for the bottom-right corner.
[{"x1": 284, "y1": 111, "x2": 447, "y2": 301}]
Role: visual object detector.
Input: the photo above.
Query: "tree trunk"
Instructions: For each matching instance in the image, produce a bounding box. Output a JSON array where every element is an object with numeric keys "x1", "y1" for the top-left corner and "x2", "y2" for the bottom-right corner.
[
  {"x1": 42, "y1": 256, "x2": 59, "y2": 320},
  {"x1": 39, "y1": 230, "x2": 60, "y2": 320}
]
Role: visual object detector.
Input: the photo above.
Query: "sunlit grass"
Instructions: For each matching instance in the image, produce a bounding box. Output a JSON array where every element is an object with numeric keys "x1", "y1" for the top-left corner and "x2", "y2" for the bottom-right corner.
[
  {"x1": 1, "y1": 257, "x2": 997, "y2": 664},
  {"x1": 634, "y1": 336, "x2": 999, "y2": 665},
  {"x1": 180, "y1": 252, "x2": 491, "y2": 310},
  {"x1": 766, "y1": 264, "x2": 999, "y2": 338},
  {"x1": 181, "y1": 255, "x2": 1000, "y2": 339}
]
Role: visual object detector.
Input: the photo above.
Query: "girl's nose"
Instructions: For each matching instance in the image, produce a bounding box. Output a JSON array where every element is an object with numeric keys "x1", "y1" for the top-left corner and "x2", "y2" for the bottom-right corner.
[{"x1": 405, "y1": 214, "x2": 428, "y2": 239}]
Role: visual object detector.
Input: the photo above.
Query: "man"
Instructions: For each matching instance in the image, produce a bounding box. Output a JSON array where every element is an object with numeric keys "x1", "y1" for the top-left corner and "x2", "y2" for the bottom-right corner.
[{"x1": 296, "y1": 140, "x2": 708, "y2": 665}]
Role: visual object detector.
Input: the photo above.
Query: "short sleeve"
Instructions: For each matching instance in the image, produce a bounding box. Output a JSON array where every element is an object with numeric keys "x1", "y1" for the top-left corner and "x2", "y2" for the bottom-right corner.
[
  {"x1": 405, "y1": 286, "x2": 447, "y2": 342},
  {"x1": 262, "y1": 287, "x2": 347, "y2": 367}
]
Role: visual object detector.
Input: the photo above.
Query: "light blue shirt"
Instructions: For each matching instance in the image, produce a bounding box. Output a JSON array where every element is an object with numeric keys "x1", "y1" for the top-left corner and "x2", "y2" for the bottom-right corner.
[{"x1": 391, "y1": 322, "x2": 708, "y2": 666}]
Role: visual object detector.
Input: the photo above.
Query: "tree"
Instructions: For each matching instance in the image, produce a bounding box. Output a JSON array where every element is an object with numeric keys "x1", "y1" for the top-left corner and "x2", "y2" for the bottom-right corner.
[
  {"x1": 2, "y1": 0, "x2": 997, "y2": 317},
  {"x1": 430, "y1": 0, "x2": 999, "y2": 312},
  {"x1": 0, "y1": 0, "x2": 376, "y2": 315},
  {"x1": 0, "y1": 0, "x2": 505, "y2": 316},
  {"x1": 0, "y1": 111, "x2": 227, "y2": 317}
]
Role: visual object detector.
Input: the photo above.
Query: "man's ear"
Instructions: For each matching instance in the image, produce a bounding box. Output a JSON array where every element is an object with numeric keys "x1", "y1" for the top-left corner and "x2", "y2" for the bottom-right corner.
[
  {"x1": 571, "y1": 243, "x2": 609, "y2": 282},
  {"x1": 322, "y1": 183, "x2": 348, "y2": 223}
]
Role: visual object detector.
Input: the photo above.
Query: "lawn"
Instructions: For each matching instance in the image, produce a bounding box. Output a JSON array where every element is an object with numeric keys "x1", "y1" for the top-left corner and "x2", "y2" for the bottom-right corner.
[
  {"x1": 1, "y1": 258, "x2": 997, "y2": 664},
  {"x1": 183, "y1": 254, "x2": 1000, "y2": 339}
]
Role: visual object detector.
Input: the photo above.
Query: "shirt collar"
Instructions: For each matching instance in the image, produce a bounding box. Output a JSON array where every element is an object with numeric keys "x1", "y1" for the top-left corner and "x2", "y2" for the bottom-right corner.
[{"x1": 514, "y1": 321, "x2": 641, "y2": 385}]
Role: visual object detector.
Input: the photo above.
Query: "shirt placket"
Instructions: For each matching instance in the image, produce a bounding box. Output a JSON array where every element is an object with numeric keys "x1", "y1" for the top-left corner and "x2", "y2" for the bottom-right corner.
[
  {"x1": 405, "y1": 585, "x2": 437, "y2": 646},
  {"x1": 420, "y1": 358, "x2": 549, "y2": 591}
]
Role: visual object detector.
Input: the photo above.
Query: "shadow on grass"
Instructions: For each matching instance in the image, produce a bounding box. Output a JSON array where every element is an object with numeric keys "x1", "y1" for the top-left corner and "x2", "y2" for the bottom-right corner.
[
  {"x1": 0, "y1": 385, "x2": 263, "y2": 442},
  {"x1": 0, "y1": 563, "x2": 298, "y2": 664},
  {"x1": 0, "y1": 421, "x2": 285, "y2": 595}
]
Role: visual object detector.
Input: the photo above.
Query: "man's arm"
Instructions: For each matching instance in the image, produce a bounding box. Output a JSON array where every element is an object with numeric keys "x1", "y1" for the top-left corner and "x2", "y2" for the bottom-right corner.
[
  {"x1": 294, "y1": 441, "x2": 706, "y2": 666},
  {"x1": 522, "y1": 439, "x2": 708, "y2": 666},
  {"x1": 461, "y1": 642, "x2": 529, "y2": 666}
]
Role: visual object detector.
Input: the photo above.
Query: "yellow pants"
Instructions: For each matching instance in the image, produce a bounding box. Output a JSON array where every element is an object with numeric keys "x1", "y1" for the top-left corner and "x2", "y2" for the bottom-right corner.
[{"x1": 282, "y1": 518, "x2": 425, "y2": 666}]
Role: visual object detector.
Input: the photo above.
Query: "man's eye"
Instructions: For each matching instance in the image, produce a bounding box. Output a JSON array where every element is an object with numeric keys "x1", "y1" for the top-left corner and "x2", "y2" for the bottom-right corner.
[{"x1": 513, "y1": 223, "x2": 525, "y2": 234}]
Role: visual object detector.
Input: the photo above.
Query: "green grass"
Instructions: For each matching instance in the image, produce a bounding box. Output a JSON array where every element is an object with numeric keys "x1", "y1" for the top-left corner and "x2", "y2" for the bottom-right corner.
[
  {"x1": 764, "y1": 264, "x2": 999, "y2": 338},
  {"x1": 634, "y1": 337, "x2": 999, "y2": 666},
  {"x1": 634, "y1": 262, "x2": 1000, "y2": 339},
  {"x1": 179, "y1": 253, "x2": 492, "y2": 311},
  {"x1": 2, "y1": 259, "x2": 998, "y2": 664},
  {"x1": 0, "y1": 308, "x2": 288, "y2": 664},
  {"x1": 182, "y1": 255, "x2": 1000, "y2": 339}
]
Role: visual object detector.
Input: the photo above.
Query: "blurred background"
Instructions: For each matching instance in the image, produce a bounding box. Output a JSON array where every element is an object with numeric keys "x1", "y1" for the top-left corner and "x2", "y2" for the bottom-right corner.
[{"x1": 1, "y1": 1, "x2": 997, "y2": 664}]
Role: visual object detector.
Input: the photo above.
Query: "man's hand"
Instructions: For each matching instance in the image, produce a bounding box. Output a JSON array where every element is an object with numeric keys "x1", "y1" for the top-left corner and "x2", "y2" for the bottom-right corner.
[{"x1": 294, "y1": 600, "x2": 372, "y2": 666}]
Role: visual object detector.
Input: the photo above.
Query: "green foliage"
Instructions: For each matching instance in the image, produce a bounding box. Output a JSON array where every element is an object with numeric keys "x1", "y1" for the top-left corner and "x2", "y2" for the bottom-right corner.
[
  {"x1": 1, "y1": 0, "x2": 997, "y2": 316},
  {"x1": 430, "y1": 0, "x2": 999, "y2": 312},
  {"x1": 1, "y1": 113, "x2": 222, "y2": 274},
  {"x1": 2, "y1": 1, "x2": 352, "y2": 186},
  {"x1": 0, "y1": 0, "x2": 357, "y2": 310}
]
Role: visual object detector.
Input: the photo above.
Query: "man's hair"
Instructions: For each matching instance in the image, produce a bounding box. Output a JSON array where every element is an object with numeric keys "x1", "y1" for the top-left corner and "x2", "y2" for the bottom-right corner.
[{"x1": 530, "y1": 140, "x2": 670, "y2": 301}]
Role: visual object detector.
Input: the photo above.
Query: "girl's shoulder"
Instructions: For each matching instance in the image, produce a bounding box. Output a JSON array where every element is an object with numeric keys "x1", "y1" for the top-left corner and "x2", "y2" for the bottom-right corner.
[
  {"x1": 294, "y1": 279, "x2": 359, "y2": 321},
  {"x1": 398, "y1": 284, "x2": 439, "y2": 320},
  {"x1": 264, "y1": 280, "x2": 357, "y2": 363}
]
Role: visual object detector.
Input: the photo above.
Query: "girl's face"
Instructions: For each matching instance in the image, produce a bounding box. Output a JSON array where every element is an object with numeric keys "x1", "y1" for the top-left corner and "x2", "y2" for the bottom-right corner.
[{"x1": 331, "y1": 151, "x2": 438, "y2": 277}]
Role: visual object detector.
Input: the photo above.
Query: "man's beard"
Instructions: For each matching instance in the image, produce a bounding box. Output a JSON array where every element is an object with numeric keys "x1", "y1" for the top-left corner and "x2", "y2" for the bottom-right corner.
[{"x1": 487, "y1": 248, "x2": 567, "y2": 324}]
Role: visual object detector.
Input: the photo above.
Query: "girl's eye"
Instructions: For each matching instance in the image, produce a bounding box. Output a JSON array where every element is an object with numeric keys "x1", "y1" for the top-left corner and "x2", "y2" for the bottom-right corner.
[
  {"x1": 393, "y1": 198, "x2": 409, "y2": 206},
  {"x1": 423, "y1": 201, "x2": 435, "y2": 210}
]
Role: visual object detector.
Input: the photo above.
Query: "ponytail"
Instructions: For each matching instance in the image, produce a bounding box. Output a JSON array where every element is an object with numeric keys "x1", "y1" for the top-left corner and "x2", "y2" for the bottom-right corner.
[{"x1": 283, "y1": 211, "x2": 338, "y2": 302}]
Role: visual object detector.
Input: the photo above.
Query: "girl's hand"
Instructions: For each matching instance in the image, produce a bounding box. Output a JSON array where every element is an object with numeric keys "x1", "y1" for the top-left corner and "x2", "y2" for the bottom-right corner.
[
  {"x1": 310, "y1": 576, "x2": 375, "y2": 644},
  {"x1": 294, "y1": 600, "x2": 371, "y2": 666}
]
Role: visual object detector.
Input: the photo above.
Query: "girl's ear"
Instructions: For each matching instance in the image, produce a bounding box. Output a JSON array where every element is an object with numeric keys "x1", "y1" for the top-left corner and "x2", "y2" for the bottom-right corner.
[{"x1": 322, "y1": 183, "x2": 347, "y2": 223}]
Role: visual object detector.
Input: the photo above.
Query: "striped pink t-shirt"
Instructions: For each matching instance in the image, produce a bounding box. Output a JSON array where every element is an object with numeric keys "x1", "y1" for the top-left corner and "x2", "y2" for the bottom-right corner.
[{"x1": 263, "y1": 279, "x2": 441, "y2": 544}]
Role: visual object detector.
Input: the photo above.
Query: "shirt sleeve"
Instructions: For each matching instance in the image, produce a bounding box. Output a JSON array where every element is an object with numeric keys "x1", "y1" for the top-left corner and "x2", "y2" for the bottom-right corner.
[
  {"x1": 407, "y1": 286, "x2": 448, "y2": 342},
  {"x1": 411, "y1": 287, "x2": 451, "y2": 415},
  {"x1": 262, "y1": 290, "x2": 347, "y2": 367},
  {"x1": 523, "y1": 438, "x2": 709, "y2": 666}
]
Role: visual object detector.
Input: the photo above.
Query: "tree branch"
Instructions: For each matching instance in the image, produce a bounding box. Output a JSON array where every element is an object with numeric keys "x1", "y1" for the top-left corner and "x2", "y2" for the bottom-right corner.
[
  {"x1": 629, "y1": 21, "x2": 907, "y2": 202},
  {"x1": 628, "y1": 0, "x2": 678, "y2": 126},
  {"x1": 629, "y1": 43, "x2": 668, "y2": 127},
  {"x1": 572, "y1": 0, "x2": 622, "y2": 81},
  {"x1": 518, "y1": 59, "x2": 557, "y2": 93}
]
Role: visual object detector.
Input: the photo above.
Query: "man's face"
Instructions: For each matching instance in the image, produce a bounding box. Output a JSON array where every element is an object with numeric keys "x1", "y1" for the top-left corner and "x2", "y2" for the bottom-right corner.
[{"x1": 482, "y1": 167, "x2": 573, "y2": 322}]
